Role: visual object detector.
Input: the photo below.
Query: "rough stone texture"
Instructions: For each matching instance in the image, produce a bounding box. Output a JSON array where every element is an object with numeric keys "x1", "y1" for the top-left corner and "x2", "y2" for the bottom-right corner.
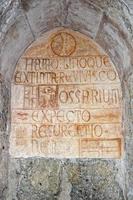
[
  {"x1": 125, "y1": 0, "x2": 133, "y2": 14},
  {"x1": 89, "y1": 0, "x2": 133, "y2": 43},
  {"x1": 0, "y1": 75, "x2": 9, "y2": 200},
  {"x1": 0, "y1": 0, "x2": 20, "y2": 46},
  {"x1": 0, "y1": 0, "x2": 132, "y2": 200},
  {"x1": 21, "y1": 0, "x2": 66, "y2": 37},
  {"x1": 21, "y1": 0, "x2": 103, "y2": 39},
  {"x1": 0, "y1": 3, "x2": 34, "y2": 80},
  {"x1": 96, "y1": 14, "x2": 131, "y2": 78},
  {"x1": 125, "y1": 73, "x2": 133, "y2": 200},
  {"x1": 64, "y1": 0, "x2": 103, "y2": 38},
  {"x1": 8, "y1": 159, "x2": 125, "y2": 200}
]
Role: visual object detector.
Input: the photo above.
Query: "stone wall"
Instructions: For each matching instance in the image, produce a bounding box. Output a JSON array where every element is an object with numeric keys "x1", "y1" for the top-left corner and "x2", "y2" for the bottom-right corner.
[{"x1": 0, "y1": 0, "x2": 133, "y2": 199}]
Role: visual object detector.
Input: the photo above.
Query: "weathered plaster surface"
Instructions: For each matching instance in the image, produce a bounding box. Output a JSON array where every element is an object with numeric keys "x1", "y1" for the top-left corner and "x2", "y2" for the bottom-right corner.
[
  {"x1": 0, "y1": 0, "x2": 133, "y2": 199},
  {"x1": 10, "y1": 28, "x2": 123, "y2": 159}
]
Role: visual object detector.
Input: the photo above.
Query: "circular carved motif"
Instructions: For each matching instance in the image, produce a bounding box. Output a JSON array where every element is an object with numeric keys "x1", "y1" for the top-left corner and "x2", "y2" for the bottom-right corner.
[{"x1": 51, "y1": 32, "x2": 76, "y2": 57}]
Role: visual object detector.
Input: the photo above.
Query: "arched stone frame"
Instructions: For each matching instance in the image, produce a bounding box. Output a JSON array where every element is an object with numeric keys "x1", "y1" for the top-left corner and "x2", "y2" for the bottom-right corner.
[
  {"x1": 0, "y1": 1, "x2": 132, "y2": 199},
  {"x1": 7, "y1": 27, "x2": 127, "y2": 198}
]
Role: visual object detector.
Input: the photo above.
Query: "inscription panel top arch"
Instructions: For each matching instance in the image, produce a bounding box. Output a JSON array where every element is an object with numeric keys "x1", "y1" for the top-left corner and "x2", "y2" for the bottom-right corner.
[{"x1": 10, "y1": 28, "x2": 123, "y2": 158}]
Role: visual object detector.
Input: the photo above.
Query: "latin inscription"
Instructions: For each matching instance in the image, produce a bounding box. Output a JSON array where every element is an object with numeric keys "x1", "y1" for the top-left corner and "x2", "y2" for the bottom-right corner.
[{"x1": 10, "y1": 29, "x2": 123, "y2": 158}]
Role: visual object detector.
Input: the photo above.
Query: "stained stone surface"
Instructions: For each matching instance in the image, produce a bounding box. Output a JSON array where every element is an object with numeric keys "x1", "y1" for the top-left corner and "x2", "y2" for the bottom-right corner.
[
  {"x1": 0, "y1": 0, "x2": 133, "y2": 200},
  {"x1": 0, "y1": 75, "x2": 9, "y2": 200},
  {"x1": 10, "y1": 29, "x2": 123, "y2": 159},
  {"x1": 8, "y1": 159, "x2": 125, "y2": 200}
]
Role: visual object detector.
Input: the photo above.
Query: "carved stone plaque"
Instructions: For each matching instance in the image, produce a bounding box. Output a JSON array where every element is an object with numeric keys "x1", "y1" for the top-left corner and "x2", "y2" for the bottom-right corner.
[{"x1": 10, "y1": 28, "x2": 123, "y2": 158}]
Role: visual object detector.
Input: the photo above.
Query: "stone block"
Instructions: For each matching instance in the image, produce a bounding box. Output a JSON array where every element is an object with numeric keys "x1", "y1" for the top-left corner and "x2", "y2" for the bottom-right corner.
[
  {"x1": 65, "y1": 0, "x2": 103, "y2": 38},
  {"x1": 0, "y1": 13, "x2": 34, "y2": 81},
  {"x1": 96, "y1": 15, "x2": 131, "y2": 75},
  {"x1": 21, "y1": 0, "x2": 65, "y2": 37},
  {"x1": 8, "y1": 159, "x2": 125, "y2": 200}
]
